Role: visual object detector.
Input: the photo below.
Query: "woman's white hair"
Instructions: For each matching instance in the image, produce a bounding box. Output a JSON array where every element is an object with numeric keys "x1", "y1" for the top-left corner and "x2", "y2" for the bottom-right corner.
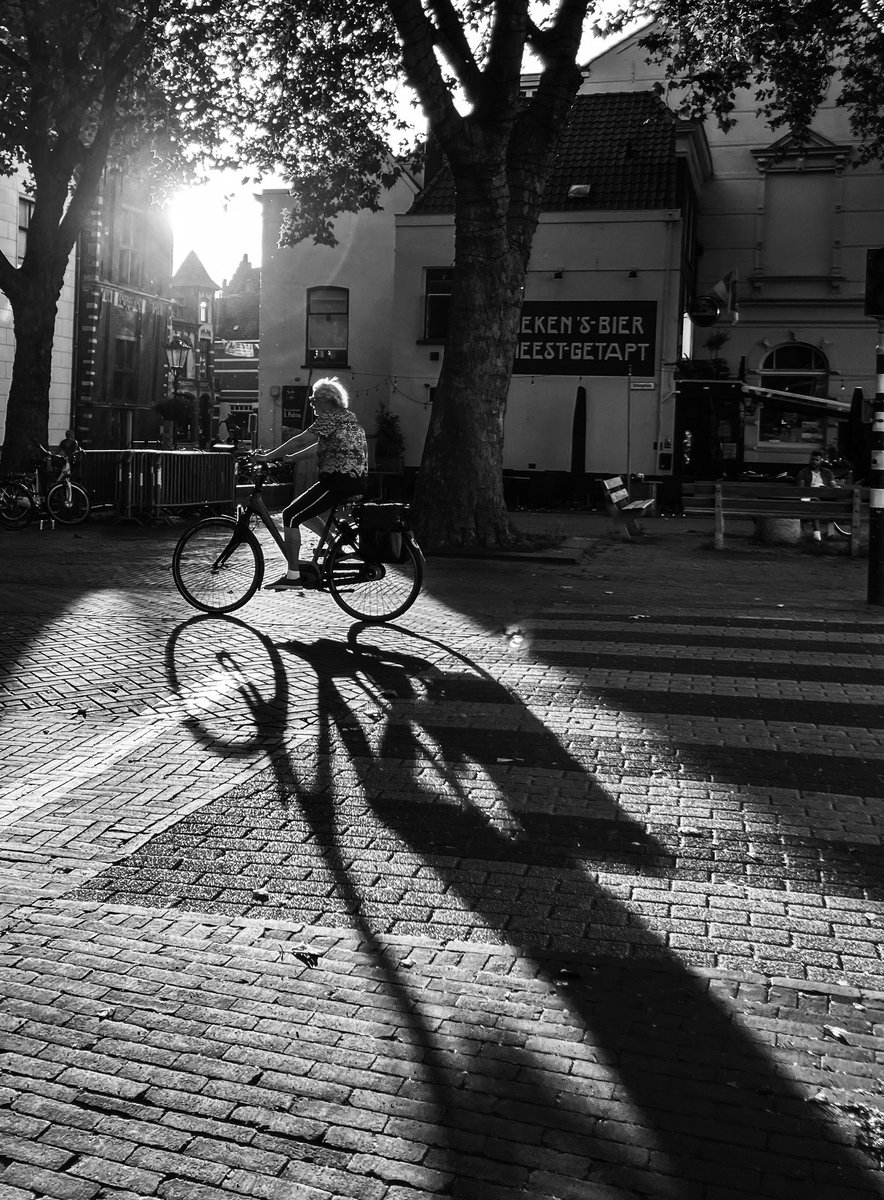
[{"x1": 312, "y1": 377, "x2": 349, "y2": 409}]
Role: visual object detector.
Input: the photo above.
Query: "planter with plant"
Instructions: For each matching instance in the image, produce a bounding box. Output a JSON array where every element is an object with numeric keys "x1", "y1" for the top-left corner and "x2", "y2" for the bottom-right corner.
[{"x1": 374, "y1": 402, "x2": 405, "y2": 470}]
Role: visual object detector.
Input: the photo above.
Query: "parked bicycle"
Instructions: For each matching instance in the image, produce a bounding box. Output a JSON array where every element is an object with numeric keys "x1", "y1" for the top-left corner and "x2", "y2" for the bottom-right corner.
[
  {"x1": 171, "y1": 457, "x2": 424, "y2": 623},
  {"x1": 0, "y1": 446, "x2": 90, "y2": 528}
]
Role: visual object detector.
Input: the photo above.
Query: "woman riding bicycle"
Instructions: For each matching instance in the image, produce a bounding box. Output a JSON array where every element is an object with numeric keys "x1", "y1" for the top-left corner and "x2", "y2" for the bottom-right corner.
[{"x1": 254, "y1": 377, "x2": 367, "y2": 589}]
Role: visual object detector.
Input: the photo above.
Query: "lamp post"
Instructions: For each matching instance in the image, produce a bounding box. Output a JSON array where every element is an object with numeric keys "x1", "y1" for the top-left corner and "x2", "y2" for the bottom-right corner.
[{"x1": 165, "y1": 334, "x2": 190, "y2": 447}]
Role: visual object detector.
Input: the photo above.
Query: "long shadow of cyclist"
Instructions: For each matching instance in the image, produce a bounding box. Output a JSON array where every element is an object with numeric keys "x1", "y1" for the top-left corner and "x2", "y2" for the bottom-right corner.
[
  {"x1": 274, "y1": 622, "x2": 882, "y2": 1198},
  {"x1": 152, "y1": 614, "x2": 883, "y2": 1196}
]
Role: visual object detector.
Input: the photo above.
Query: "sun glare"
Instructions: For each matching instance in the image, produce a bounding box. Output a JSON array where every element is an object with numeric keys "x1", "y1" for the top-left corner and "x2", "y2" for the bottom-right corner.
[{"x1": 168, "y1": 175, "x2": 263, "y2": 288}]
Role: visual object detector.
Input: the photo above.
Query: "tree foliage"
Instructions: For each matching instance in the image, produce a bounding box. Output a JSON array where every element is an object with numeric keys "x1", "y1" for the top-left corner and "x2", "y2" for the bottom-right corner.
[
  {"x1": 0, "y1": 0, "x2": 225, "y2": 292},
  {"x1": 199, "y1": 0, "x2": 412, "y2": 246},
  {"x1": 609, "y1": 0, "x2": 884, "y2": 161},
  {"x1": 0, "y1": 0, "x2": 240, "y2": 469}
]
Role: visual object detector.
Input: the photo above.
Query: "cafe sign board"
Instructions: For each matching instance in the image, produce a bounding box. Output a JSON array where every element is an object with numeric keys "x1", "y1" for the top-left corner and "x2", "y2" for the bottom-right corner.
[{"x1": 513, "y1": 300, "x2": 657, "y2": 377}]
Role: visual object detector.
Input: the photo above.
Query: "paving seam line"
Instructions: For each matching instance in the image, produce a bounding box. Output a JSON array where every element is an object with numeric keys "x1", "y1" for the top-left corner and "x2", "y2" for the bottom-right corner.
[{"x1": 8, "y1": 897, "x2": 884, "y2": 1007}]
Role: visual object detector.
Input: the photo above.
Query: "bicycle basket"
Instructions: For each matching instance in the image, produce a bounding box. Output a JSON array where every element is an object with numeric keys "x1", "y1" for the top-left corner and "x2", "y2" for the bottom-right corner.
[{"x1": 358, "y1": 502, "x2": 411, "y2": 564}]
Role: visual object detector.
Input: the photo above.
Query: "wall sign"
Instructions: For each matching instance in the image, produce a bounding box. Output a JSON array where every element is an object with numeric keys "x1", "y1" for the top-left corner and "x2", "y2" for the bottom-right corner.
[
  {"x1": 513, "y1": 301, "x2": 657, "y2": 376},
  {"x1": 281, "y1": 384, "x2": 309, "y2": 428}
]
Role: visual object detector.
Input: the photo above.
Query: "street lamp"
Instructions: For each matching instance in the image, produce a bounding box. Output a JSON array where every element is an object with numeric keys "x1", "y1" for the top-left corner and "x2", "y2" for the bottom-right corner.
[{"x1": 165, "y1": 334, "x2": 190, "y2": 446}]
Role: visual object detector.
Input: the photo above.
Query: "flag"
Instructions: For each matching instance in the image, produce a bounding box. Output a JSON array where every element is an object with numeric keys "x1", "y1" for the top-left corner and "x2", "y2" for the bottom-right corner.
[{"x1": 706, "y1": 269, "x2": 739, "y2": 323}]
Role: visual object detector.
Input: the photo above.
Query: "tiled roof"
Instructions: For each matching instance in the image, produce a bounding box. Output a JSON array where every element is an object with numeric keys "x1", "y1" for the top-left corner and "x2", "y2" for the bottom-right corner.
[
  {"x1": 171, "y1": 250, "x2": 220, "y2": 291},
  {"x1": 409, "y1": 91, "x2": 677, "y2": 215},
  {"x1": 215, "y1": 293, "x2": 260, "y2": 340}
]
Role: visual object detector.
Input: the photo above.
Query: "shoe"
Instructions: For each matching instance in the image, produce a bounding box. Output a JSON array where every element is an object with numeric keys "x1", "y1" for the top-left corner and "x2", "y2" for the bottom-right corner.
[{"x1": 264, "y1": 574, "x2": 303, "y2": 590}]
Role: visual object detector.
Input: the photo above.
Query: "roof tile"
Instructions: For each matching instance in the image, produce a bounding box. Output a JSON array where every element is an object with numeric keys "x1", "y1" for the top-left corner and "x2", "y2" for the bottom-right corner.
[{"x1": 409, "y1": 91, "x2": 677, "y2": 215}]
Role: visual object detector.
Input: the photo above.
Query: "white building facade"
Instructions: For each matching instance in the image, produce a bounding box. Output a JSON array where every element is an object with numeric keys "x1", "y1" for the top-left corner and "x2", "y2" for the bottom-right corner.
[
  {"x1": 579, "y1": 30, "x2": 884, "y2": 484},
  {"x1": 391, "y1": 89, "x2": 707, "y2": 495},
  {"x1": 258, "y1": 30, "x2": 884, "y2": 497},
  {"x1": 259, "y1": 173, "x2": 421, "y2": 454}
]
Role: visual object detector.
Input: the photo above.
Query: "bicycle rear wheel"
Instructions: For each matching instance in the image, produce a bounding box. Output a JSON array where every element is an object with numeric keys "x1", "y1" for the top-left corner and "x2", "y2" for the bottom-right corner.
[
  {"x1": 326, "y1": 534, "x2": 423, "y2": 622},
  {"x1": 173, "y1": 517, "x2": 264, "y2": 613},
  {"x1": 0, "y1": 481, "x2": 33, "y2": 526},
  {"x1": 47, "y1": 483, "x2": 90, "y2": 525}
]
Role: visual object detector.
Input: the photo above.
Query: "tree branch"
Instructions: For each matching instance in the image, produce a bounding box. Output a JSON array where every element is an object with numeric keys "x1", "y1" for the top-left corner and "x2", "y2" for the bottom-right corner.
[
  {"x1": 476, "y1": 0, "x2": 530, "y2": 122},
  {"x1": 0, "y1": 38, "x2": 29, "y2": 72},
  {"x1": 386, "y1": 0, "x2": 465, "y2": 149},
  {"x1": 425, "y1": 0, "x2": 483, "y2": 101},
  {"x1": 527, "y1": 0, "x2": 589, "y2": 69}
]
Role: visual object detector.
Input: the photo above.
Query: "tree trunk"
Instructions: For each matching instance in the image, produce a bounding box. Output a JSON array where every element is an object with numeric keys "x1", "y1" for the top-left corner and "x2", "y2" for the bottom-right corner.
[
  {"x1": 413, "y1": 168, "x2": 534, "y2": 550},
  {"x1": 2, "y1": 278, "x2": 61, "y2": 473}
]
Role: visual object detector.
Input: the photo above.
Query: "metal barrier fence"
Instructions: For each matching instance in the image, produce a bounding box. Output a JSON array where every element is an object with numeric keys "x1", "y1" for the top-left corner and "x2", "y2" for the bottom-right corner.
[
  {"x1": 78, "y1": 451, "x2": 120, "y2": 508},
  {"x1": 79, "y1": 450, "x2": 236, "y2": 521},
  {"x1": 151, "y1": 451, "x2": 235, "y2": 516}
]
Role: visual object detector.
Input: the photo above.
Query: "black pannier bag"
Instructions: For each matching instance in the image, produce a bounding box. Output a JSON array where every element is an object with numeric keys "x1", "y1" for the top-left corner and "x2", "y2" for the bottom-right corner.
[{"x1": 358, "y1": 503, "x2": 411, "y2": 564}]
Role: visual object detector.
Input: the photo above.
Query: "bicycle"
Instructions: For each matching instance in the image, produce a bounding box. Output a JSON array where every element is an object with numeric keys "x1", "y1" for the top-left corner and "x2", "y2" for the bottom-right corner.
[
  {"x1": 171, "y1": 458, "x2": 424, "y2": 623},
  {"x1": 0, "y1": 446, "x2": 91, "y2": 527}
]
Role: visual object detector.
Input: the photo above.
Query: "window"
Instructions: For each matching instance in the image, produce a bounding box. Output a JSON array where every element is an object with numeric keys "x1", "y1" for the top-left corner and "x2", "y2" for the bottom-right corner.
[
  {"x1": 762, "y1": 174, "x2": 834, "y2": 277},
  {"x1": 116, "y1": 207, "x2": 144, "y2": 288},
  {"x1": 752, "y1": 132, "x2": 847, "y2": 279},
  {"x1": 306, "y1": 287, "x2": 348, "y2": 365},
  {"x1": 757, "y1": 343, "x2": 829, "y2": 444},
  {"x1": 760, "y1": 344, "x2": 829, "y2": 397},
  {"x1": 423, "y1": 268, "x2": 453, "y2": 341},
  {"x1": 113, "y1": 337, "x2": 137, "y2": 404},
  {"x1": 199, "y1": 300, "x2": 210, "y2": 323},
  {"x1": 17, "y1": 198, "x2": 33, "y2": 266}
]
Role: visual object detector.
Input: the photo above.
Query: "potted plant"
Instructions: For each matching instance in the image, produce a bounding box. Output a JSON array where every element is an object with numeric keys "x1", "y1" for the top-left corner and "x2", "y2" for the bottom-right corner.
[{"x1": 373, "y1": 402, "x2": 405, "y2": 471}]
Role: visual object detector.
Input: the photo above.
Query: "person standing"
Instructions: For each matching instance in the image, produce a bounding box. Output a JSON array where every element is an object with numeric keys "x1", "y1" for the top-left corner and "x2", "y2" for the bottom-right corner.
[{"x1": 58, "y1": 429, "x2": 80, "y2": 463}]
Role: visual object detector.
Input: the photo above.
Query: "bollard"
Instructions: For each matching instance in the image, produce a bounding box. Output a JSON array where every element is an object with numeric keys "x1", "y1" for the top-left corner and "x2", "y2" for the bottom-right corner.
[{"x1": 867, "y1": 322, "x2": 884, "y2": 604}]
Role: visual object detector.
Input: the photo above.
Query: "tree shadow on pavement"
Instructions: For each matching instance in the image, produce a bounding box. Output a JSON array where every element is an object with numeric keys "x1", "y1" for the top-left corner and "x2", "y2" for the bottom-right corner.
[
  {"x1": 76, "y1": 614, "x2": 884, "y2": 1199},
  {"x1": 292, "y1": 623, "x2": 883, "y2": 1199}
]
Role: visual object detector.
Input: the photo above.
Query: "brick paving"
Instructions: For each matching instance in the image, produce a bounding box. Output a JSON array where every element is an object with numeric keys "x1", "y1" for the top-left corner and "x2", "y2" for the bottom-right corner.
[{"x1": 0, "y1": 512, "x2": 883, "y2": 1198}]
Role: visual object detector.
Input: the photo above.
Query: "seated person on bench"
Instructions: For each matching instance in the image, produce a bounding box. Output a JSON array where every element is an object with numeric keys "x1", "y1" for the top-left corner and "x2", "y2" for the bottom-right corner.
[
  {"x1": 794, "y1": 450, "x2": 834, "y2": 541},
  {"x1": 255, "y1": 377, "x2": 368, "y2": 588}
]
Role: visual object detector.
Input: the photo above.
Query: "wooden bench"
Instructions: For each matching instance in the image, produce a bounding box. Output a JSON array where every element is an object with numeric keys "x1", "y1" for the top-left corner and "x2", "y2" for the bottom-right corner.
[
  {"x1": 601, "y1": 476, "x2": 655, "y2": 540},
  {"x1": 683, "y1": 480, "x2": 867, "y2": 556}
]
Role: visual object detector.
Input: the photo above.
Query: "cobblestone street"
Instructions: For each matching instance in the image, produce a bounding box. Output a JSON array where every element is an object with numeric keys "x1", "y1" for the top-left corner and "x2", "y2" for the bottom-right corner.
[{"x1": 1, "y1": 512, "x2": 883, "y2": 1199}]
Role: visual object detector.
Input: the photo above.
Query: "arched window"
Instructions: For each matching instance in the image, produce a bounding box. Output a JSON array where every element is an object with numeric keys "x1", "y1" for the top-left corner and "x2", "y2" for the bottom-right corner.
[
  {"x1": 757, "y1": 343, "x2": 830, "y2": 445},
  {"x1": 759, "y1": 343, "x2": 829, "y2": 397}
]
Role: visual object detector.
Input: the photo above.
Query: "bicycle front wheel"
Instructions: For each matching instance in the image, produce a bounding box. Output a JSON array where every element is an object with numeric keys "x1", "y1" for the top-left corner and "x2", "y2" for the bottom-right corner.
[
  {"x1": 173, "y1": 517, "x2": 264, "y2": 613},
  {"x1": 47, "y1": 483, "x2": 90, "y2": 525},
  {"x1": 0, "y1": 481, "x2": 33, "y2": 526},
  {"x1": 326, "y1": 534, "x2": 423, "y2": 622}
]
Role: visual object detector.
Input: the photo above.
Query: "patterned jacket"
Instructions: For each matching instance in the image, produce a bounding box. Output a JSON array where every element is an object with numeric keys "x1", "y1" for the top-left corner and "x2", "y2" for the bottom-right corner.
[{"x1": 311, "y1": 409, "x2": 367, "y2": 478}]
